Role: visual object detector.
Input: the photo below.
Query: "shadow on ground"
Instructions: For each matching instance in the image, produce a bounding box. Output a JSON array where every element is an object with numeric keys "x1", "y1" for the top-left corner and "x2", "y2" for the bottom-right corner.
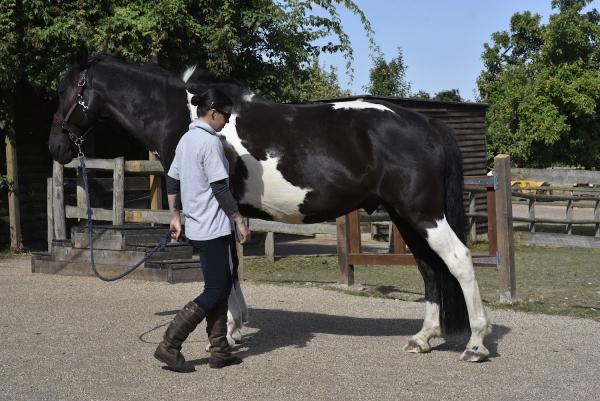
[{"x1": 144, "y1": 307, "x2": 511, "y2": 364}]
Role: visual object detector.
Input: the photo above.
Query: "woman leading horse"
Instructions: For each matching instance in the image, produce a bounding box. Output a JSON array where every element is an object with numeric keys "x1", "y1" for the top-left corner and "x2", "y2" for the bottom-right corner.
[{"x1": 49, "y1": 46, "x2": 491, "y2": 363}]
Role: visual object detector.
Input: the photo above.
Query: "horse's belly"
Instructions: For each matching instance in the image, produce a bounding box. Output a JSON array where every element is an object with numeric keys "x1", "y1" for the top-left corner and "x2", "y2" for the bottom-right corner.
[{"x1": 239, "y1": 156, "x2": 310, "y2": 223}]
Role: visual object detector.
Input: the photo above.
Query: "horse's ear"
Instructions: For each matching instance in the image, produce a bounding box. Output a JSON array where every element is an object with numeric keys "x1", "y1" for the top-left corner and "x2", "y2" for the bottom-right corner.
[{"x1": 75, "y1": 43, "x2": 88, "y2": 70}]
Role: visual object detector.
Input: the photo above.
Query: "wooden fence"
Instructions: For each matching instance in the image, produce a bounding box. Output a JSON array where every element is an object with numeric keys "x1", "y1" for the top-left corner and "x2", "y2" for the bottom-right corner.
[
  {"x1": 512, "y1": 186, "x2": 600, "y2": 237},
  {"x1": 48, "y1": 154, "x2": 516, "y2": 301},
  {"x1": 336, "y1": 154, "x2": 515, "y2": 302}
]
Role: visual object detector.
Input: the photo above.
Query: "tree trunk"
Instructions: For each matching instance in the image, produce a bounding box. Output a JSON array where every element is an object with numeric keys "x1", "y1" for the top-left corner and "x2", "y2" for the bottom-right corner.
[{"x1": 5, "y1": 128, "x2": 23, "y2": 252}]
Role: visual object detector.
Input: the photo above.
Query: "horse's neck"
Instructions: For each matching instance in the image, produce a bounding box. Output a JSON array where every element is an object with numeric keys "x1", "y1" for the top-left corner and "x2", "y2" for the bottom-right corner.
[{"x1": 99, "y1": 77, "x2": 188, "y2": 165}]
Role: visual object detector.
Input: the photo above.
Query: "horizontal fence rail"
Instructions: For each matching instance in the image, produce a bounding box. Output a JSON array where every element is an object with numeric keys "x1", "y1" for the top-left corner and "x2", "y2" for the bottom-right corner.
[
  {"x1": 512, "y1": 187, "x2": 600, "y2": 237},
  {"x1": 50, "y1": 155, "x2": 516, "y2": 301}
]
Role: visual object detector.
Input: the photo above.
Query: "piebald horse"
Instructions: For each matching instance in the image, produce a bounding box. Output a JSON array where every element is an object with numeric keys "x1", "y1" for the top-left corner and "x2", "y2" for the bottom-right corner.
[{"x1": 48, "y1": 47, "x2": 491, "y2": 361}]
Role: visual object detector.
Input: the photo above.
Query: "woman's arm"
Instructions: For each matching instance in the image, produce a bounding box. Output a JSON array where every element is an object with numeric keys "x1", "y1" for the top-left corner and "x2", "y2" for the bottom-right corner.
[{"x1": 210, "y1": 179, "x2": 251, "y2": 244}]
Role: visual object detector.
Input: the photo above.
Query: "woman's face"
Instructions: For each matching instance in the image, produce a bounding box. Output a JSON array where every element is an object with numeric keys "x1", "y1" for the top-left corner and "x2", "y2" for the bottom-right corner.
[{"x1": 207, "y1": 105, "x2": 232, "y2": 132}]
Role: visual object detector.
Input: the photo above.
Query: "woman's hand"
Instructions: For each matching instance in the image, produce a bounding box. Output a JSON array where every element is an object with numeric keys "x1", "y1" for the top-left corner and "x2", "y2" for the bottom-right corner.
[
  {"x1": 170, "y1": 214, "x2": 182, "y2": 241},
  {"x1": 233, "y1": 213, "x2": 251, "y2": 244}
]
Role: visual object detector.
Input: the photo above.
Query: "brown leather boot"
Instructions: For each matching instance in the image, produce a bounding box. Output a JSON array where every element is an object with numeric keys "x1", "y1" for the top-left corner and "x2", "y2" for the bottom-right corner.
[
  {"x1": 206, "y1": 303, "x2": 242, "y2": 369},
  {"x1": 154, "y1": 301, "x2": 206, "y2": 372}
]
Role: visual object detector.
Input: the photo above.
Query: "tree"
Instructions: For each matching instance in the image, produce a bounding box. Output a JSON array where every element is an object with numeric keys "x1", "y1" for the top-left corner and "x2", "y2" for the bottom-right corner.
[
  {"x1": 364, "y1": 47, "x2": 411, "y2": 97},
  {"x1": 0, "y1": 0, "x2": 376, "y2": 135},
  {"x1": 411, "y1": 90, "x2": 431, "y2": 100},
  {"x1": 432, "y1": 89, "x2": 463, "y2": 102},
  {"x1": 296, "y1": 59, "x2": 350, "y2": 102},
  {"x1": 0, "y1": 0, "x2": 376, "y2": 250},
  {"x1": 478, "y1": 0, "x2": 600, "y2": 168}
]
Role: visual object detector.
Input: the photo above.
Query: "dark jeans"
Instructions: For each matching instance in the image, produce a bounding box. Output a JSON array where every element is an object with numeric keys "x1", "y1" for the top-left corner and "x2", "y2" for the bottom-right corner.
[{"x1": 190, "y1": 233, "x2": 238, "y2": 313}]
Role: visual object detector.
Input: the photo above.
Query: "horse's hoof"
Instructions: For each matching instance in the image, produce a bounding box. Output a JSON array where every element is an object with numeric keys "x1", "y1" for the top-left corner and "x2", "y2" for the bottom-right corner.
[
  {"x1": 460, "y1": 345, "x2": 489, "y2": 362},
  {"x1": 403, "y1": 339, "x2": 430, "y2": 353}
]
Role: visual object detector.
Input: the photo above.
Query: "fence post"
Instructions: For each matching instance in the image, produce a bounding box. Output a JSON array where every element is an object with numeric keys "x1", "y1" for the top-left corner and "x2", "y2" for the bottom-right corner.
[
  {"x1": 336, "y1": 215, "x2": 354, "y2": 285},
  {"x1": 487, "y1": 186, "x2": 498, "y2": 255},
  {"x1": 390, "y1": 224, "x2": 406, "y2": 254},
  {"x1": 595, "y1": 200, "x2": 600, "y2": 238},
  {"x1": 494, "y1": 154, "x2": 516, "y2": 302},
  {"x1": 149, "y1": 151, "x2": 163, "y2": 211},
  {"x1": 5, "y1": 133, "x2": 23, "y2": 252},
  {"x1": 528, "y1": 198, "x2": 536, "y2": 232},
  {"x1": 113, "y1": 157, "x2": 125, "y2": 225},
  {"x1": 236, "y1": 241, "x2": 244, "y2": 281},
  {"x1": 468, "y1": 191, "x2": 477, "y2": 243},
  {"x1": 76, "y1": 166, "x2": 87, "y2": 215},
  {"x1": 265, "y1": 232, "x2": 275, "y2": 262},
  {"x1": 566, "y1": 199, "x2": 573, "y2": 235},
  {"x1": 47, "y1": 177, "x2": 54, "y2": 251},
  {"x1": 52, "y1": 161, "x2": 66, "y2": 240}
]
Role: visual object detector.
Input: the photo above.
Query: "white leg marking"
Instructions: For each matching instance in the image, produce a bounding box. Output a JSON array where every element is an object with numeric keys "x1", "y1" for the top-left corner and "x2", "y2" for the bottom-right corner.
[
  {"x1": 219, "y1": 117, "x2": 311, "y2": 223},
  {"x1": 404, "y1": 301, "x2": 441, "y2": 353},
  {"x1": 425, "y1": 216, "x2": 490, "y2": 360}
]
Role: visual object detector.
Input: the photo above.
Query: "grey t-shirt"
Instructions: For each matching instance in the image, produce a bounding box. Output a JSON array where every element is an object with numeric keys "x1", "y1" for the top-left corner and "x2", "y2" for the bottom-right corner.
[{"x1": 167, "y1": 120, "x2": 231, "y2": 241}]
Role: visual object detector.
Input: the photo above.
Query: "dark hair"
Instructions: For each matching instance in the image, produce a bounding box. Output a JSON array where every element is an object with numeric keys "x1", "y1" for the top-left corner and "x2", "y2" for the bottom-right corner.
[{"x1": 190, "y1": 88, "x2": 233, "y2": 116}]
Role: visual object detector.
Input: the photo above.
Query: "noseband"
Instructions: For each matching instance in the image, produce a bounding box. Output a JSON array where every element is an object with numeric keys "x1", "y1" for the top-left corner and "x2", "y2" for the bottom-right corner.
[{"x1": 52, "y1": 69, "x2": 92, "y2": 157}]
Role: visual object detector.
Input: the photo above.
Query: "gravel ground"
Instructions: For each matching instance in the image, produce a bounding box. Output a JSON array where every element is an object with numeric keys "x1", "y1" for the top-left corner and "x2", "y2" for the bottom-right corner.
[{"x1": 1, "y1": 255, "x2": 599, "y2": 401}]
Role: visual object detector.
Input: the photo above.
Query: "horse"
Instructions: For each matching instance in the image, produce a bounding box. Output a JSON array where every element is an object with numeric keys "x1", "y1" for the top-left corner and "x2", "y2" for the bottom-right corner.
[{"x1": 48, "y1": 46, "x2": 491, "y2": 362}]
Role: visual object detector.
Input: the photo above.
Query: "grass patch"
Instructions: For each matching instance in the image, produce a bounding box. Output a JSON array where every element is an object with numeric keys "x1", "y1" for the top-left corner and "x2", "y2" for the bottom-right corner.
[
  {"x1": 242, "y1": 243, "x2": 600, "y2": 322},
  {"x1": 0, "y1": 249, "x2": 31, "y2": 259}
]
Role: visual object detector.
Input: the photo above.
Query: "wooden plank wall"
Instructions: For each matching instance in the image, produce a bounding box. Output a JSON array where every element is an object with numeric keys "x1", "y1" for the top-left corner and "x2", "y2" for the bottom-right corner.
[{"x1": 394, "y1": 98, "x2": 489, "y2": 234}]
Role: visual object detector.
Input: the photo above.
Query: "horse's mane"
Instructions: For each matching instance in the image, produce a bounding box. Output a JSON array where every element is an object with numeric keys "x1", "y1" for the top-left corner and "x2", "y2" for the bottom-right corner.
[
  {"x1": 89, "y1": 55, "x2": 172, "y2": 79},
  {"x1": 186, "y1": 68, "x2": 244, "y2": 87},
  {"x1": 87, "y1": 55, "x2": 245, "y2": 89}
]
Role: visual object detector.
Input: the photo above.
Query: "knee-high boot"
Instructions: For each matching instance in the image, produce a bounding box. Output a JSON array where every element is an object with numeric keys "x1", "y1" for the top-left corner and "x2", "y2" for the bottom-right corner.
[
  {"x1": 206, "y1": 303, "x2": 242, "y2": 369},
  {"x1": 154, "y1": 301, "x2": 206, "y2": 372}
]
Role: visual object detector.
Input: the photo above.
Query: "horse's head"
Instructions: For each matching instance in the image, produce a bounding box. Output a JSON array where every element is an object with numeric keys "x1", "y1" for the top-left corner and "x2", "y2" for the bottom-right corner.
[{"x1": 48, "y1": 45, "x2": 102, "y2": 164}]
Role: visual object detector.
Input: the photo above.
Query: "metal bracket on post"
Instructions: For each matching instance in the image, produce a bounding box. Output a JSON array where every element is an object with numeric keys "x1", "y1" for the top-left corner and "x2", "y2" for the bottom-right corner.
[
  {"x1": 472, "y1": 251, "x2": 501, "y2": 269},
  {"x1": 463, "y1": 176, "x2": 496, "y2": 188}
]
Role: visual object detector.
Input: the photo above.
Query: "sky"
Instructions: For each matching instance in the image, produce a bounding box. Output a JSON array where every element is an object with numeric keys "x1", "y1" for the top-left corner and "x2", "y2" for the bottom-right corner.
[{"x1": 318, "y1": 0, "x2": 599, "y2": 101}]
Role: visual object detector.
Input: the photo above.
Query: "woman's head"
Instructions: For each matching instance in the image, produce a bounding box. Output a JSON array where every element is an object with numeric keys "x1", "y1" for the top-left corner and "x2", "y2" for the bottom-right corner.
[{"x1": 191, "y1": 89, "x2": 233, "y2": 132}]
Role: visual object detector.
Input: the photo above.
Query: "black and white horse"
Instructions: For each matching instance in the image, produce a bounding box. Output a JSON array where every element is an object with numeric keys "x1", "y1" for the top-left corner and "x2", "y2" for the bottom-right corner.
[{"x1": 49, "y1": 47, "x2": 491, "y2": 361}]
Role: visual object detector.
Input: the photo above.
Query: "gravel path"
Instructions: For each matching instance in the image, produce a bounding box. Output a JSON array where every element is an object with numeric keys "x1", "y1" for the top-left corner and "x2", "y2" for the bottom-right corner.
[{"x1": 1, "y1": 255, "x2": 599, "y2": 401}]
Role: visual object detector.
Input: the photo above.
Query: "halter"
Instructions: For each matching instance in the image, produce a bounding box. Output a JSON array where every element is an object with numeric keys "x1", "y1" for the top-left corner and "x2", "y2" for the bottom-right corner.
[
  {"x1": 52, "y1": 69, "x2": 92, "y2": 158},
  {"x1": 51, "y1": 68, "x2": 171, "y2": 281}
]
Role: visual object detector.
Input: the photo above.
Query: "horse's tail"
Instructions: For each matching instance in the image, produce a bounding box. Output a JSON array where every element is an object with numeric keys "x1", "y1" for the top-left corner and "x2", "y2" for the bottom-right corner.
[{"x1": 432, "y1": 118, "x2": 470, "y2": 334}]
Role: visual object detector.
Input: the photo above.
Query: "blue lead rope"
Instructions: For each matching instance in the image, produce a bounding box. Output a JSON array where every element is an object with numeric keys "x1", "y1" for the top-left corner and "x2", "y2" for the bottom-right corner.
[{"x1": 79, "y1": 156, "x2": 171, "y2": 282}]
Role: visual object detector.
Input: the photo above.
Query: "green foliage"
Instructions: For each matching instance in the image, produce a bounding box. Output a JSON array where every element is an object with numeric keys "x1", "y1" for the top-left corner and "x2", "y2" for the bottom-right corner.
[
  {"x1": 0, "y1": 174, "x2": 13, "y2": 192},
  {"x1": 411, "y1": 90, "x2": 431, "y2": 100},
  {"x1": 478, "y1": 0, "x2": 600, "y2": 168},
  {"x1": 410, "y1": 89, "x2": 463, "y2": 102},
  {"x1": 295, "y1": 59, "x2": 350, "y2": 102},
  {"x1": 364, "y1": 47, "x2": 411, "y2": 97},
  {"x1": 0, "y1": 0, "x2": 376, "y2": 139},
  {"x1": 432, "y1": 89, "x2": 463, "y2": 102}
]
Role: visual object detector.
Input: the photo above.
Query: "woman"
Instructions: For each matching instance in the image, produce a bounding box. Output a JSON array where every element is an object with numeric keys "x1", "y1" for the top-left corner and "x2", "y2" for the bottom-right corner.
[{"x1": 154, "y1": 88, "x2": 251, "y2": 372}]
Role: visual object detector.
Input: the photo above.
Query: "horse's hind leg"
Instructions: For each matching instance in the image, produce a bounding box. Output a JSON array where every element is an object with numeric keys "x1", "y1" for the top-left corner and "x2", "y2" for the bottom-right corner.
[
  {"x1": 386, "y1": 212, "x2": 442, "y2": 353},
  {"x1": 423, "y1": 216, "x2": 491, "y2": 361},
  {"x1": 385, "y1": 203, "x2": 490, "y2": 361}
]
